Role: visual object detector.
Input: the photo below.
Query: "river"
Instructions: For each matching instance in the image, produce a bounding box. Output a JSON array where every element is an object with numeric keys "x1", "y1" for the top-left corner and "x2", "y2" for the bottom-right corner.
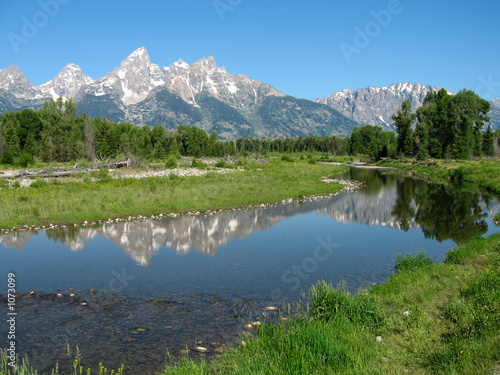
[{"x1": 1, "y1": 167, "x2": 499, "y2": 373}]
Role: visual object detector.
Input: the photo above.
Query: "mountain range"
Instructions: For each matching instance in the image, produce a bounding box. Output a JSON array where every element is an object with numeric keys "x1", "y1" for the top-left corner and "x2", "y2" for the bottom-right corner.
[{"x1": 1, "y1": 47, "x2": 498, "y2": 138}]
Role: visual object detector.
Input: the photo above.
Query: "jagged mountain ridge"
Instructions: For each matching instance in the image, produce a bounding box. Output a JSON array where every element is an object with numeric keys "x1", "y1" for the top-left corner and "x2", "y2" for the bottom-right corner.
[
  {"x1": 0, "y1": 47, "x2": 358, "y2": 139},
  {"x1": 316, "y1": 83, "x2": 500, "y2": 130}
]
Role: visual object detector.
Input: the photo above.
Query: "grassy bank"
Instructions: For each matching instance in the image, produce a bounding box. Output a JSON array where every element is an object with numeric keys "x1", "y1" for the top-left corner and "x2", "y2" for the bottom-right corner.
[
  {"x1": 0, "y1": 157, "x2": 348, "y2": 229},
  {"x1": 157, "y1": 233, "x2": 500, "y2": 375}
]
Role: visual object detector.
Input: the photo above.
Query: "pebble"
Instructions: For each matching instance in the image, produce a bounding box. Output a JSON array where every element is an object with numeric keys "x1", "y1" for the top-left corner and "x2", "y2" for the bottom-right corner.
[
  {"x1": 265, "y1": 306, "x2": 279, "y2": 311},
  {"x1": 376, "y1": 336, "x2": 382, "y2": 342},
  {"x1": 137, "y1": 328, "x2": 147, "y2": 332},
  {"x1": 195, "y1": 347, "x2": 208, "y2": 353}
]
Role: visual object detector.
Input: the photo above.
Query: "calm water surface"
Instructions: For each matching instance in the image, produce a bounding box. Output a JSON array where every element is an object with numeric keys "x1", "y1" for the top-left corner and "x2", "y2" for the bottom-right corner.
[{"x1": 1, "y1": 168, "x2": 499, "y2": 373}]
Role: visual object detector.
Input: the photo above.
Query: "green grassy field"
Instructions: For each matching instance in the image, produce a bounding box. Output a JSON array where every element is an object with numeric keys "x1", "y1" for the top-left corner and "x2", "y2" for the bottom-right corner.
[{"x1": 0, "y1": 157, "x2": 348, "y2": 230}]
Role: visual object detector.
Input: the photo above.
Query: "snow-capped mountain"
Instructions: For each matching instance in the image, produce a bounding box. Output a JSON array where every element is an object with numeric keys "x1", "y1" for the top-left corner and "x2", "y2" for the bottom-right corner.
[
  {"x1": 316, "y1": 82, "x2": 442, "y2": 129},
  {"x1": 163, "y1": 55, "x2": 284, "y2": 108},
  {"x1": 39, "y1": 63, "x2": 95, "y2": 100},
  {"x1": 0, "y1": 65, "x2": 45, "y2": 101},
  {"x1": 83, "y1": 47, "x2": 165, "y2": 105},
  {"x1": 0, "y1": 47, "x2": 358, "y2": 138}
]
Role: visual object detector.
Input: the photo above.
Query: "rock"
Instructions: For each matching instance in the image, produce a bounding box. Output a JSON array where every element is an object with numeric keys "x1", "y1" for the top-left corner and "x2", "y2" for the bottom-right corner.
[
  {"x1": 80, "y1": 302, "x2": 87, "y2": 306},
  {"x1": 137, "y1": 328, "x2": 147, "y2": 332},
  {"x1": 196, "y1": 347, "x2": 208, "y2": 353},
  {"x1": 265, "y1": 306, "x2": 279, "y2": 311},
  {"x1": 69, "y1": 294, "x2": 75, "y2": 298},
  {"x1": 376, "y1": 336, "x2": 382, "y2": 342},
  {"x1": 56, "y1": 293, "x2": 63, "y2": 298},
  {"x1": 403, "y1": 311, "x2": 411, "y2": 316}
]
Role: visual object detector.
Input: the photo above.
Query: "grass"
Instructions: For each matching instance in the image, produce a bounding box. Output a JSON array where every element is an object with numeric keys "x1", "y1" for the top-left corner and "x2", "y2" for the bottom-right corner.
[
  {"x1": 151, "y1": 234, "x2": 500, "y2": 375},
  {"x1": 0, "y1": 157, "x2": 348, "y2": 229}
]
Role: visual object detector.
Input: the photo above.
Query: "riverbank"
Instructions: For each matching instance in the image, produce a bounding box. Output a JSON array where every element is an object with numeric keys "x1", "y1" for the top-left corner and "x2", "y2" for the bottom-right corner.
[
  {"x1": 156, "y1": 233, "x2": 500, "y2": 375},
  {"x1": 0, "y1": 157, "x2": 351, "y2": 231},
  {"x1": 375, "y1": 158, "x2": 500, "y2": 222}
]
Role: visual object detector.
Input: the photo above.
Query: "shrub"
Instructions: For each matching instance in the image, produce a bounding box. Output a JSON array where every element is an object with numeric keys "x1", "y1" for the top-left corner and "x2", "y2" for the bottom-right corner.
[
  {"x1": 165, "y1": 155, "x2": 178, "y2": 169},
  {"x1": 191, "y1": 158, "x2": 208, "y2": 169},
  {"x1": 0, "y1": 150, "x2": 14, "y2": 165},
  {"x1": 449, "y1": 166, "x2": 471, "y2": 181},
  {"x1": 281, "y1": 155, "x2": 293, "y2": 162},
  {"x1": 17, "y1": 152, "x2": 35, "y2": 167},
  {"x1": 308, "y1": 159, "x2": 316, "y2": 165},
  {"x1": 214, "y1": 159, "x2": 226, "y2": 168}
]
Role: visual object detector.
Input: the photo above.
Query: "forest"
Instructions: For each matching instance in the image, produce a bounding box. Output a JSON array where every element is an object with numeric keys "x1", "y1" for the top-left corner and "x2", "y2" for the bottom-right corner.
[{"x1": 0, "y1": 89, "x2": 498, "y2": 166}]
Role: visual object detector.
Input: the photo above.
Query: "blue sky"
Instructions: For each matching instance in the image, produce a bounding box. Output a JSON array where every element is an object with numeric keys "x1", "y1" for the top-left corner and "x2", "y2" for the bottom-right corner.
[{"x1": 1, "y1": 0, "x2": 499, "y2": 101}]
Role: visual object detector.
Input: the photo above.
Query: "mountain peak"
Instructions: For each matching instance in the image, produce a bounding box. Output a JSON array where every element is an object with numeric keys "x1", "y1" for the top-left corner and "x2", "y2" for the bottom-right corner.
[
  {"x1": 0, "y1": 64, "x2": 43, "y2": 100},
  {"x1": 192, "y1": 56, "x2": 218, "y2": 70},
  {"x1": 38, "y1": 63, "x2": 94, "y2": 100},
  {"x1": 124, "y1": 47, "x2": 151, "y2": 64}
]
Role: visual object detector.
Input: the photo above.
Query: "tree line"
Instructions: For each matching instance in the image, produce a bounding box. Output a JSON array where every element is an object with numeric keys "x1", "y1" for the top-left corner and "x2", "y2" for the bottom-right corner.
[
  {"x1": 0, "y1": 98, "x2": 351, "y2": 165},
  {"x1": 0, "y1": 91, "x2": 498, "y2": 166}
]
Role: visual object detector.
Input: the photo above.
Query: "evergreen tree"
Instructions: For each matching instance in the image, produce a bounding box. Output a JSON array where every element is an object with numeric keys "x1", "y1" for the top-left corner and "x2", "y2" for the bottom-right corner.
[
  {"x1": 392, "y1": 99, "x2": 416, "y2": 157},
  {"x1": 482, "y1": 124, "x2": 495, "y2": 156},
  {"x1": 1, "y1": 119, "x2": 21, "y2": 158}
]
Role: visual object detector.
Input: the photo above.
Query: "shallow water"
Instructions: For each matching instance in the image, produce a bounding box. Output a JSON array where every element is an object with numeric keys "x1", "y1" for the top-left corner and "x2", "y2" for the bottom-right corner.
[{"x1": 1, "y1": 168, "x2": 499, "y2": 373}]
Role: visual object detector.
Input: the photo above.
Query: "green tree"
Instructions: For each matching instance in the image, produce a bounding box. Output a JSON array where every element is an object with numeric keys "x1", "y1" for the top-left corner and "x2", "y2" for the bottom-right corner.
[
  {"x1": 1, "y1": 119, "x2": 21, "y2": 158},
  {"x1": 482, "y1": 124, "x2": 495, "y2": 156},
  {"x1": 392, "y1": 99, "x2": 416, "y2": 156}
]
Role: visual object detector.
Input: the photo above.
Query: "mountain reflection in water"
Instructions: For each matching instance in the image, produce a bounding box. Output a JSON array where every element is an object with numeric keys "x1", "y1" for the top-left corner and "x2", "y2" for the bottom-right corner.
[{"x1": 1, "y1": 168, "x2": 498, "y2": 266}]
